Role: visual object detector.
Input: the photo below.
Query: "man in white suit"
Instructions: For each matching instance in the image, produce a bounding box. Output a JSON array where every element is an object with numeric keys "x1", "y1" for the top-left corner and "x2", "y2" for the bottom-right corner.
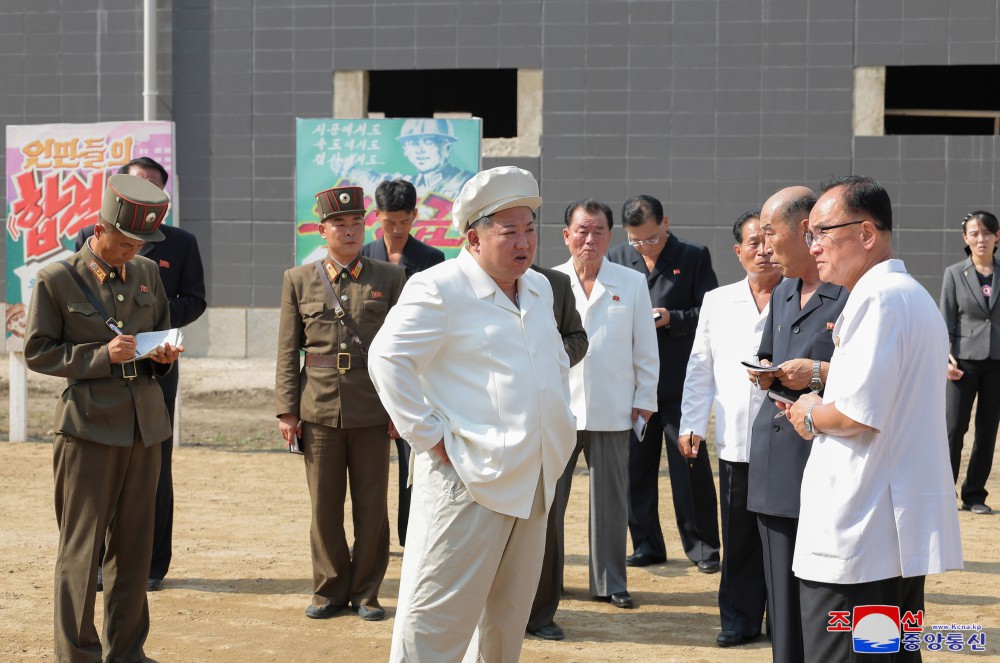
[
  {"x1": 678, "y1": 210, "x2": 780, "y2": 647},
  {"x1": 368, "y1": 166, "x2": 576, "y2": 663},
  {"x1": 527, "y1": 198, "x2": 658, "y2": 639}
]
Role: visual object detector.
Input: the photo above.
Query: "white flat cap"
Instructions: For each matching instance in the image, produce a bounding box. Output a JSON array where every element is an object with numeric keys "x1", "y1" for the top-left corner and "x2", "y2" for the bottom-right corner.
[{"x1": 451, "y1": 166, "x2": 542, "y2": 234}]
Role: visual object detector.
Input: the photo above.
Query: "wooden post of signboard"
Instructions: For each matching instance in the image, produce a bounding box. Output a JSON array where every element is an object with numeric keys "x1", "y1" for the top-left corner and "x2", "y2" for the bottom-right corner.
[{"x1": 8, "y1": 352, "x2": 28, "y2": 442}]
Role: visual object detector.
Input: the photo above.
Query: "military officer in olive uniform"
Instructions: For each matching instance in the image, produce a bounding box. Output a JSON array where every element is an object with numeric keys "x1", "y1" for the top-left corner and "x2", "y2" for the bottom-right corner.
[
  {"x1": 24, "y1": 174, "x2": 182, "y2": 663},
  {"x1": 275, "y1": 185, "x2": 406, "y2": 622}
]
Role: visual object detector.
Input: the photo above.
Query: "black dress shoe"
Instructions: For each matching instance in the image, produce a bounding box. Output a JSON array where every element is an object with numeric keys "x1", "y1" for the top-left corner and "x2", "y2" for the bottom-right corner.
[
  {"x1": 626, "y1": 553, "x2": 666, "y2": 567},
  {"x1": 697, "y1": 560, "x2": 720, "y2": 574},
  {"x1": 305, "y1": 603, "x2": 345, "y2": 619},
  {"x1": 531, "y1": 623, "x2": 565, "y2": 640},
  {"x1": 961, "y1": 503, "x2": 993, "y2": 514},
  {"x1": 357, "y1": 604, "x2": 386, "y2": 621},
  {"x1": 146, "y1": 577, "x2": 163, "y2": 592},
  {"x1": 607, "y1": 592, "x2": 635, "y2": 609},
  {"x1": 717, "y1": 630, "x2": 756, "y2": 647}
]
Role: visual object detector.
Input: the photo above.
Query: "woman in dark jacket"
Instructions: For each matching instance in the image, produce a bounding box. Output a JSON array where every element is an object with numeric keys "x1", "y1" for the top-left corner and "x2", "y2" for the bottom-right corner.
[{"x1": 940, "y1": 210, "x2": 1000, "y2": 514}]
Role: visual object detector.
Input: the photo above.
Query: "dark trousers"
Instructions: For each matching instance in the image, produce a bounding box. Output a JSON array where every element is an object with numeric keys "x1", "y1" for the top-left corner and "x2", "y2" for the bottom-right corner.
[
  {"x1": 627, "y1": 399, "x2": 719, "y2": 563},
  {"x1": 529, "y1": 430, "x2": 630, "y2": 632},
  {"x1": 758, "y1": 513, "x2": 803, "y2": 663},
  {"x1": 395, "y1": 437, "x2": 412, "y2": 546},
  {"x1": 99, "y1": 368, "x2": 178, "y2": 582},
  {"x1": 718, "y1": 459, "x2": 766, "y2": 637},
  {"x1": 54, "y1": 429, "x2": 160, "y2": 663},
  {"x1": 527, "y1": 496, "x2": 563, "y2": 633},
  {"x1": 302, "y1": 421, "x2": 390, "y2": 608},
  {"x1": 800, "y1": 575, "x2": 925, "y2": 663},
  {"x1": 946, "y1": 357, "x2": 1000, "y2": 506}
]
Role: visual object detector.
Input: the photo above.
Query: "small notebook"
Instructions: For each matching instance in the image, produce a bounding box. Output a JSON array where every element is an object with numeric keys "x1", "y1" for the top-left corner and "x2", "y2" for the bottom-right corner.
[
  {"x1": 633, "y1": 414, "x2": 648, "y2": 442},
  {"x1": 134, "y1": 328, "x2": 184, "y2": 360},
  {"x1": 767, "y1": 389, "x2": 796, "y2": 406}
]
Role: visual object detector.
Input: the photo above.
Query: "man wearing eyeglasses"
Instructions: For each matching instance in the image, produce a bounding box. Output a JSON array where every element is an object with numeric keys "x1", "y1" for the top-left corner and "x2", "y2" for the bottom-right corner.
[
  {"x1": 745, "y1": 186, "x2": 848, "y2": 663},
  {"x1": 607, "y1": 194, "x2": 721, "y2": 575},
  {"x1": 783, "y1": 176, "x2": 962, "y2": 663}
]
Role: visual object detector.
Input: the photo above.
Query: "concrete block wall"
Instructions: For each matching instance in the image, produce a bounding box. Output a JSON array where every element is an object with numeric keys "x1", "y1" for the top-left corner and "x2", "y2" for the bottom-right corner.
[
  {"x1": 0, "y1": 0, "x2": 173, "y2": 300},
  {"x1": 3, "y1": 0, "x2": 1000, "y2": 356}
]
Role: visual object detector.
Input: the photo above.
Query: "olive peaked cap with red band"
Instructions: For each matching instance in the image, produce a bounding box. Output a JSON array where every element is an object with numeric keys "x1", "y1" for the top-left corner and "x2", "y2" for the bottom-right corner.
[
  {"x1": 100, "y1": 173, "x2": 169, "y2": 242},
  {"x1": 315, "y1": 185, "x2": 366, "y2": 220}
]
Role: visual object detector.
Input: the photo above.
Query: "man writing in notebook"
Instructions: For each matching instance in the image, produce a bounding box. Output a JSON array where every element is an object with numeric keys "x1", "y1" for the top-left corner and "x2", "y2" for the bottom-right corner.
[
  {"x1": 76, "y1": 155, "x2": 207, "y2": 593},
  {"x1": 24, "y1": 174, "x2": 182, "y2": 662}
]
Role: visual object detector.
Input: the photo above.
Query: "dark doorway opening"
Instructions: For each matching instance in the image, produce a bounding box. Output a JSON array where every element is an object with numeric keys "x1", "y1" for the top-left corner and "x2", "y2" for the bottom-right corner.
[
  {"x1": 885, "y1": 65, "x2": 1000, "y2": 135},
  {"x1": 368, "y1": 69, "x2": 518, "y2": 139}
]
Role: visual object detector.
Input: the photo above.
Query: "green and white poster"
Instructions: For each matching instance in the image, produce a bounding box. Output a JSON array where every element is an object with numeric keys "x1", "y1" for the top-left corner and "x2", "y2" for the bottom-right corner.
[{"x1": 294, "y1": 117, "x2": 481, "y2": 264}]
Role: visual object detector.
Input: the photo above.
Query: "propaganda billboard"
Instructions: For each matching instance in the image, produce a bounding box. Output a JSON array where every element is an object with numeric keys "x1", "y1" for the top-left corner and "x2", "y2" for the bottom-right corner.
[
  {"x1": 295, "y1": 117, "x2": 481, "y2": 264},
  {"x1": 5, "y1": 121, "x2": 175, "y2": 350}
]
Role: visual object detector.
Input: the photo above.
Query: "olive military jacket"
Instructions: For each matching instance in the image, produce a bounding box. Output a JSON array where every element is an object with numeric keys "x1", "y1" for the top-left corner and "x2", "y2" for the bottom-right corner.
[
  {"x1": 24, "y1": 241, "x2": 173, "y2": 447},
  {"x1": 275, "y1": 255, "x2": 406, "y2": 428}
]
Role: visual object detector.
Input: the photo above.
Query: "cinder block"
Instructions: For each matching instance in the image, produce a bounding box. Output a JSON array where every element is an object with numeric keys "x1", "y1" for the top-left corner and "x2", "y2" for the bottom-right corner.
[
  {"x1": 674, "y1": 0, "x2": 718, "y2": 23},
  {"x1": 247, "y1": 308, "x2": 280, "y2": 358},
  {"x1": 856, "y1": 0, "x2": 903, "y2": 21},
  {"x1": 499, "y1": 46, "x2": 542, "y2": 69},
  {"x1": 901, "y1": 41, "x2": 947, "y2": 63},
  {"x1": 210, "y1": 308, "x2": 247, "y2": 357},
  {"x1": 947, "y1": 41, "x2": 997, "y2": 65},
  {"x1": 182, "y1": 308, "x2": 246, "y2": 358}
]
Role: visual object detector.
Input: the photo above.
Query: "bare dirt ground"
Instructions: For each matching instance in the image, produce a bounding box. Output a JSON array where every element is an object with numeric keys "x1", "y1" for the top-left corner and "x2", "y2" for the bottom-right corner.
[{"x1": 1, "y1": 358, "x2": 997, "y2": 662}]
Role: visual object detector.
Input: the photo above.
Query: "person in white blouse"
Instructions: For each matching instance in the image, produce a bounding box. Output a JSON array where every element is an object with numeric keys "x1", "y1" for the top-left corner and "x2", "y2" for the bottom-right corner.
[
  {"x1": 526, "y1": 199, "x2": 657, "y2": 639},
  {"x1": 679, "y1": 210, "x2": 782, "y2": 648},
  {"x1": 785, "y1": 176, "x2": 963, "y2": 662},
  {"x1": 368, "y1": 167, "x2": 576, "y2": 663}
]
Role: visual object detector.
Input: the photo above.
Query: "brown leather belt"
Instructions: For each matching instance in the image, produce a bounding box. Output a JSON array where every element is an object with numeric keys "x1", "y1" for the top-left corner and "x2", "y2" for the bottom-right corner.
[
  {"x1": 304, "y1": 353, "x2": 362, "y2": 371},
  {"x1": 111, "y1": 359, "x2": 155, "y2": 379}
]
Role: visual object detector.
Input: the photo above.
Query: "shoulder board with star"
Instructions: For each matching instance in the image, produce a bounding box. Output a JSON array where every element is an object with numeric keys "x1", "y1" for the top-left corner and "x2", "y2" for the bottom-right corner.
[{"x1": 88, "y1": 260, "x2": 107, "y2": 284}]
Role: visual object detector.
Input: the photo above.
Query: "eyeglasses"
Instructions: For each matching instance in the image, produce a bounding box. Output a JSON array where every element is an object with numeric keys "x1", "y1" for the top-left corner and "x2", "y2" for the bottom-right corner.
[
  {"x1": 628, "y1": 235, "x2": 661, "y2": 247},
  {"x1": 805, "y1": 220, "x2": 864, "y2": 248}
]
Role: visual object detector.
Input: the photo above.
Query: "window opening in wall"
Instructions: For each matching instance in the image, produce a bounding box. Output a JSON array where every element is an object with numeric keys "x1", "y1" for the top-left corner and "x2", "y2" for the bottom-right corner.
[
  {"x1": 885, "y1": 65, "x2": 1000, "y2": 135},
  {"x1": 368, "y1": 69, "x2": 518, "y2": 139}
]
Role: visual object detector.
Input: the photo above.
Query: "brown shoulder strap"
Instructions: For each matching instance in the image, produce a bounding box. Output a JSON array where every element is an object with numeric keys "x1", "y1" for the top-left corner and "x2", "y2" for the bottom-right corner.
[
  {"x1": 58, "y1": 260, "x2": 123, "y2": 337},
  {"x1": 313, "y1": 260, "x2": 368, "y2": 365}
]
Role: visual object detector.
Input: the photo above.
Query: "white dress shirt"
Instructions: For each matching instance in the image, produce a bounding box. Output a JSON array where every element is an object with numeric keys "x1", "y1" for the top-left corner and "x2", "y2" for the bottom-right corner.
[
  {"x1": 368, "y1": 248, "x2": 577, "y2": 519},
  {"x1": 679, "y1": 277, "x2": 771, "y2": 463},
  {"x1": 554, "y1": 258, "x2": 658, "y2": 431},
  {"x1": 793, "y1": 259, "x2": 964, "y2": 584}
]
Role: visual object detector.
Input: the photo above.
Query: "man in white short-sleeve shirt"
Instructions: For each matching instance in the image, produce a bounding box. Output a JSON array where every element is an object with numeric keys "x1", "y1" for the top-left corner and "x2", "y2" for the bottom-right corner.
[{"x1": 785, "y1": 176, "x2": 963, "y2": 663}]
